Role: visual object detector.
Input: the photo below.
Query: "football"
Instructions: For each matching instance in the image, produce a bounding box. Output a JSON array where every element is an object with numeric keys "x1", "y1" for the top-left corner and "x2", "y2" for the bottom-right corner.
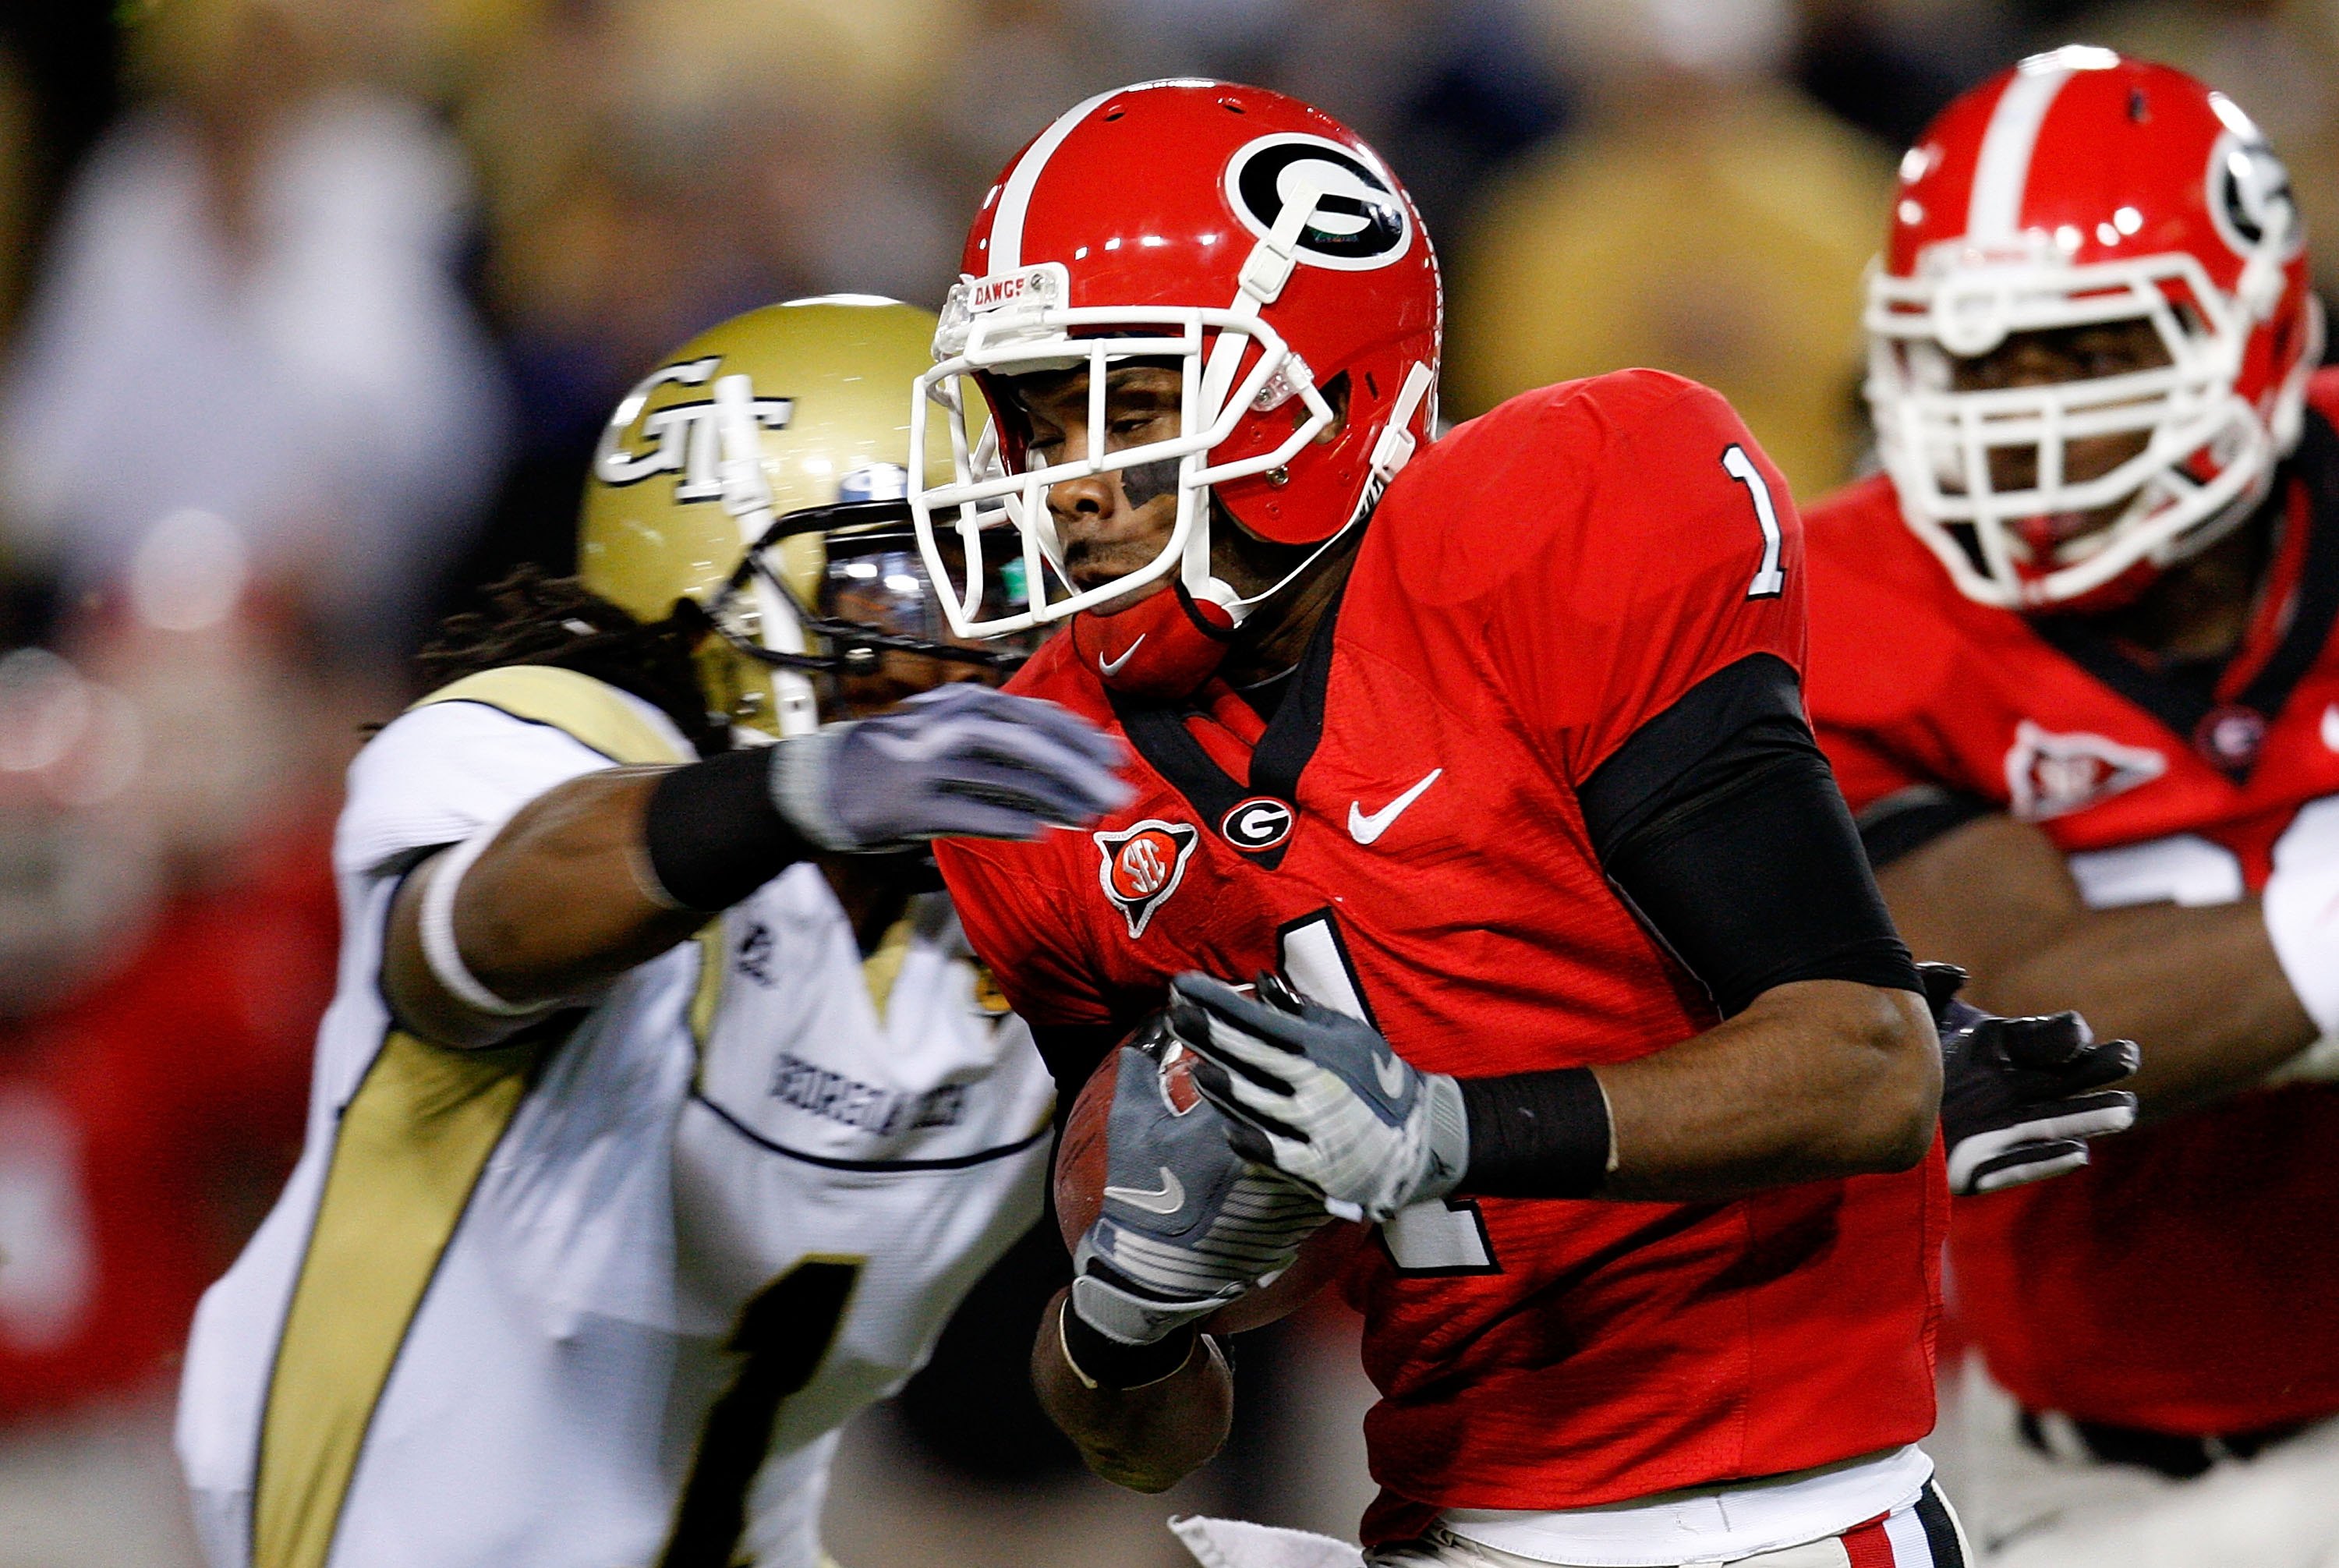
[{"x1": 1055, "y1": 1027, "x2": 1364, "y2": 1335}]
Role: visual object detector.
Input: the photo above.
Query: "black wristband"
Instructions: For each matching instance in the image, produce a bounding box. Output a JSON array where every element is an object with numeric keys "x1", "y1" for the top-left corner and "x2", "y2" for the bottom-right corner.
[
  {"x1": 1061, "y1": 1306, "x2": 1201, "y2": 1391},
  {"x1": 1457, "y1": 1067, "x2": 1612, "y2": 1198},
  {"x1": 642, "y1": 747, "x2": 812, "y2": 911}
]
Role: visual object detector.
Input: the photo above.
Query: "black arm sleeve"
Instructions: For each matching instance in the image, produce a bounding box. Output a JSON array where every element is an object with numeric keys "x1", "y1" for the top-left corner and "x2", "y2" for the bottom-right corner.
[
  {"x1": 1576, "y1": 653, "x2": 1920, "y2": 1018},
  {"x1": 1447, "y1": 657, "x2": 1923, "y2": 1202}
]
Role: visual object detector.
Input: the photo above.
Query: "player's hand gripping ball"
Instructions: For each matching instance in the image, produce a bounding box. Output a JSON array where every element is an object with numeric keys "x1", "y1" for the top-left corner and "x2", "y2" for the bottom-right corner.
[
  {"x1": 1169, "y1": 972, "x2": 1470, "y2": 1225},
  {"x1": 1923, "y1": 962, "x2": 2139, "y2": 1195},
  {"x1": 1056, "y1": 1017, "x2": 1360, "y2": 1344}
]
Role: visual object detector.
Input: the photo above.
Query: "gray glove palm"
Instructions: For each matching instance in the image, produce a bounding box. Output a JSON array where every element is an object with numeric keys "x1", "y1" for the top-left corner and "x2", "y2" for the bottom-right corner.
[
  {"x1": 769, "y1": 682, "x2": 1130, "y2": 852},
  {"x1": 1170, "y1": 973, "x2": 1468, "y2": 1225},
  {"x1": 1073, "y1": 1031, "x2": 1331, "y2": 1348}
]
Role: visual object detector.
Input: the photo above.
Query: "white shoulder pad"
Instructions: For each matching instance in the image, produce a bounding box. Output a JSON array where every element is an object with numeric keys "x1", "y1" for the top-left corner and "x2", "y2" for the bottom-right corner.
[{"x1": 335, "y1": 668, "x2": 690, "y2": 881}]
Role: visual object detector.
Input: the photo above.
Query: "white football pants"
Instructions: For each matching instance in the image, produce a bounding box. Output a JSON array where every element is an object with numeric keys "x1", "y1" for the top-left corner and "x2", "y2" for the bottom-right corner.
[
  {"x1": 1170, "y1": 1483, "x2": 1967, "y2": 1568},
  {"x1": 1948, "y1": 1359, "x2": 2339, "y2": 1568}
]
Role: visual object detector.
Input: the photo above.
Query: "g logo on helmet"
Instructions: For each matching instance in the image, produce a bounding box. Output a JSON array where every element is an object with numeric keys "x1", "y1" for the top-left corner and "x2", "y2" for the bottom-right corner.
[
  {"x1": 1223, "y1": 133, "x2": 1413, "y2": 271},
  {"x1": 1094, "y1": 819, "x2": 1201, "y2": 940},
  {"x1": 2206, "y1": 119, "x2": 2302, "y2": 262},
  {"x1": 1219, "y1": 796, "x2": 1294, "y2": 851}
]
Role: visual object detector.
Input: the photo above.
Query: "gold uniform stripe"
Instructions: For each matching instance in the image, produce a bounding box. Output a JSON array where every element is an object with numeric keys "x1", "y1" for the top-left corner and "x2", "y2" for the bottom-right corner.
[
  {"x1": 255, "y1": 667, "x2": 720, "y2": 1566},
  {"x1": 415, "y1": 665, "x2": 729, "y2": 1049},
  {"x1": 253, "y1": 1032, "x2": 545, "y2": 1568},
  {"x1": 858, "y1": 915, "x2": 915, "y2": 1025},
  {"x1": 411, "y1": 665, "x2": 691, "y2": 766}
]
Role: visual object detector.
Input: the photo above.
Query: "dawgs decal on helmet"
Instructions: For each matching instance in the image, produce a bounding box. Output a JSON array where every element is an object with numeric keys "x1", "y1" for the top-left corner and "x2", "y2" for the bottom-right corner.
[{"x1": 1094, "y1": 819, "x2": 1201, "y2": 939}]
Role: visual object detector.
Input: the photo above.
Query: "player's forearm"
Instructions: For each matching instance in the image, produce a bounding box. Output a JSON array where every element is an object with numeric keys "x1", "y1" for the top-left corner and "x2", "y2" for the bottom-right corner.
[
  {"x1": 1031, "y1": 1289, "x2": 1230, "y2": 1493},
  {"x1": 453, "y1": 770, "x2": 713, "y2": 1000},
  {"x1": 1959, "y1": 900, "x2": 2309, "y2": 1117},
  {"x1": 1591, "y1": 979, "x2": 1938, "y2": 1201},
  {"x1": 1875, "y1": 817, "x2": 2316, "y2": 1117},
  {"x1": 384, "y1": 770, "x2": 716, "y2": 1046}
]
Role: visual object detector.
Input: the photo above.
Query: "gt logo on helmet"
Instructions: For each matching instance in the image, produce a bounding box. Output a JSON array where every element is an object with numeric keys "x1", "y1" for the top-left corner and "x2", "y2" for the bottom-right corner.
[
  {"x1": 593, "y1": 356, "x2": 794, "y2": 503},
  {"x1": 1224, "y1": 134, "x2": 1412, "y2": 271}
]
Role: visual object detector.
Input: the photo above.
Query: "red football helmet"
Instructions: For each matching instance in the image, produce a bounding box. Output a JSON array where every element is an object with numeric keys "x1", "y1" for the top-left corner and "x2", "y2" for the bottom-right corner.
[
  {"x1": 1866, "y1": 48, "x2": 2320, "y2": 610},
  {"x1": 909, "y1": 80, "x2": 1442, "y2": 690}
]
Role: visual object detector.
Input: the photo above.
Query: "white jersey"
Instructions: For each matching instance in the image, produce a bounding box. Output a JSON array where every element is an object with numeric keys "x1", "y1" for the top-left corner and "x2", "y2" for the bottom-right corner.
[{"x1": 176, "y1": 667, "x2": 1054, "y2": 1568}]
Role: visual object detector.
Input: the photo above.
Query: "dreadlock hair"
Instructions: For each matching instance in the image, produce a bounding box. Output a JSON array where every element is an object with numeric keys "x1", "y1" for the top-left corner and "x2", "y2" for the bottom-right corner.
[{"x1": 416, "y1": 565, "x2": 728, "y2": 756}]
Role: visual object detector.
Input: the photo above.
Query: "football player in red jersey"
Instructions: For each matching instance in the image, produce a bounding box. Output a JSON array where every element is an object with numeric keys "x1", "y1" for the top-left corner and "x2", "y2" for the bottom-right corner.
[
  {"x1": 1799, "y1": 48, "x2": 2339, "y2": 1564},
  {"x1": 911, "y1": 80, "x2": 2136, "y2": 1567}
]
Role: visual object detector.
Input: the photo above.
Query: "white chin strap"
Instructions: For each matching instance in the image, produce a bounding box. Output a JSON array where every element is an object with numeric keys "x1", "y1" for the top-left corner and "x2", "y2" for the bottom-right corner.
[
  {"x1": 1185, "y1": 357, "x2": 1438, "y2": 628},
  {"x1": 714, "y1": 373, "x2": 820, "y2": 738}
]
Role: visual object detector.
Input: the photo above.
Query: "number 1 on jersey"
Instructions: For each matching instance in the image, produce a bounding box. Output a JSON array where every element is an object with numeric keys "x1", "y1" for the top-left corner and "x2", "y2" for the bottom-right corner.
[
  {"x1": 1278, "y1": 913, "x2": 1499, "y2": 1276},
  {"x1": 660, "y1": 1258, "x2": 861, "y2": 1568},
  {"x1": 1722, "y1": 444, "x2": 1786, "y2": 600}
]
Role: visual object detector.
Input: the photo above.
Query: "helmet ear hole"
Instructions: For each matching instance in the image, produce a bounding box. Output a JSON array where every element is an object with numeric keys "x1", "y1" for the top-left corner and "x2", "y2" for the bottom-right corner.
[{"x1": 1311, "y1": 371, "x2": 1351, "y2": 441}]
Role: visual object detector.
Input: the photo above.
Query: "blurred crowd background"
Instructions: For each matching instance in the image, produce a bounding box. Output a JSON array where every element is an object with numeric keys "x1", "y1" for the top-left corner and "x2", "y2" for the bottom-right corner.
[{"x1": 0, "y1": 1, "x2": 2333, "y2": 1563}]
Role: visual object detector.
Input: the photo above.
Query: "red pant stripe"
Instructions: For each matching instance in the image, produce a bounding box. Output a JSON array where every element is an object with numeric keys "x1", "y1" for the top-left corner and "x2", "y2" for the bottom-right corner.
[{"x1": 1842, "y1": 1513, "x2": 1898, "y2": 1568}]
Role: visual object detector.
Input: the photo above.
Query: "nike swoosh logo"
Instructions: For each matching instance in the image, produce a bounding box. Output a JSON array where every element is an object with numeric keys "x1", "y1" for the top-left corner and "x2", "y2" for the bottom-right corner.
[
  {"x1": 1102, "y1": 1166, "x2": 1185, "y2": 1216},
  {"x1": 1374, "y1": 1053, "x2": 1407, "y2": 1098},
  {"x1": 1098, "y1": 635, "x2": 1145, "y2": 678},
  {"x1": 1348, "y1": 767, "x2": 1443, "y2": 845},
  {"x1": 2323, "y1": 703, "x2": 2339, "y2": 753}
]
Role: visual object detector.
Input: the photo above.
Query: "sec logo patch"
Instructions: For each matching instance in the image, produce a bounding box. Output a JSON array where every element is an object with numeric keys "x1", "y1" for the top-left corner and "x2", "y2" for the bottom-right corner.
[
  {"x1": 1219, "y1": 795, "x2": 1293, "y2": 851},
  {"x1": 1094, "y1": 819, "x2": 1201, "y2": 939},
  {"x1": 2004, "y1": 720, "x2": 2166, "y2": 819}
]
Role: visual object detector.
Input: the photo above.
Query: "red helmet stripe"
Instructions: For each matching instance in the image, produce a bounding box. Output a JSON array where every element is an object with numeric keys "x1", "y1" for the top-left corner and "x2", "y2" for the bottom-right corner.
[
  {"x1": 1967, "y1": 61, "x2": 2075, "y2": 244},
  {"x1": 991, "y1": 88, "x2": 1120, "y2": 274}
]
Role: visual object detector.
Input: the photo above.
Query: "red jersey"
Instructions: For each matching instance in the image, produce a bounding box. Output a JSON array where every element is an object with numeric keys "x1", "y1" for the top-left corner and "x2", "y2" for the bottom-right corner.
[
  {"x1": 1803, "y1": 370, "x2": 2339, "y2": 1436},
  {"x1": 941, "y1": 371, "x2": 1946, "y2": 1540},
  {"x1": 0, "y1": 827, "x2": 331, "y2": 1421}
]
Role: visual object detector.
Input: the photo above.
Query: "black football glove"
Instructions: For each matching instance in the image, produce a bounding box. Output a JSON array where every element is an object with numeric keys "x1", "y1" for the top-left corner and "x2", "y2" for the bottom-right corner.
[{"x1": 1922, "y1": 962, "x2": 2139, "y2": 1195}]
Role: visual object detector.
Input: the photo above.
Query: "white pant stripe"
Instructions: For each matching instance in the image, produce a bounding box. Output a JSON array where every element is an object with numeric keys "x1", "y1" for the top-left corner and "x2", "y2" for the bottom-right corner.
[{"x1": 1884, "y1": 1500, "x2": 1933, "y2": 1566}]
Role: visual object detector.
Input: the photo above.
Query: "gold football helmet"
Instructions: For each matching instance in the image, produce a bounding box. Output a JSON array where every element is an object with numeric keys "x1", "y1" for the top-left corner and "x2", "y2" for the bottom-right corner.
[{"x1": 579, "y1": 296, "x2": 1025, "y2": 738}]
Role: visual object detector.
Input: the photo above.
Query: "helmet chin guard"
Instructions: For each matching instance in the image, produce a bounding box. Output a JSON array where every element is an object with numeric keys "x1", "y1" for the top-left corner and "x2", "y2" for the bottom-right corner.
[
  {"x1": 712, "y1": 372, "x2": 822, "y2": 737},
  {"x1": 908, "y1": 80, "x2": 1442, "y2": 678},
  {"x1": 1070, "y1": 581, "x2": 1238, "y2": 699}
]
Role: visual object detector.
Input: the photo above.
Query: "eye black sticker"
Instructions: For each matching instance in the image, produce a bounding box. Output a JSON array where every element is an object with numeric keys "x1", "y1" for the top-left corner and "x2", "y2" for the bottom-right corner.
[{"x1": 1223, "y1": 133, "x2": 1413, "y2": 272}]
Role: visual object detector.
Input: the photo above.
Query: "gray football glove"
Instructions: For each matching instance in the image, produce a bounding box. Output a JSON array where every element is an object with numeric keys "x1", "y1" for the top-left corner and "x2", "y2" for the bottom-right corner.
[
  {"x1": 1169, "y1": 972, "x2": 1468, "y2": 1225},
  {"x1": 1923, "y1": 963, "x2": 2139, "y2": 1195},
  {"x1": 767, "y1": 682, "x2": 1131, "y2": 852},
  {"x1": 1072, "y1": 1030, "x2": 1331, "y2": 1348}
]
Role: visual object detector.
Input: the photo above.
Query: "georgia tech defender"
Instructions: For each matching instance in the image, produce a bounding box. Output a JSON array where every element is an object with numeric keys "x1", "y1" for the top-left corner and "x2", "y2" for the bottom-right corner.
[{"x1": 173, "y1": 298, "x2": 1128, "y2": 1568}]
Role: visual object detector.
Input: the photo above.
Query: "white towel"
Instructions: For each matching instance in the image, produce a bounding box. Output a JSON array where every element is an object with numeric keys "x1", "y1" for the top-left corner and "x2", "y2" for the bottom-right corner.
[{"x1": 1170, "y1": 1515, "x2": 1367, "y2": 1568}]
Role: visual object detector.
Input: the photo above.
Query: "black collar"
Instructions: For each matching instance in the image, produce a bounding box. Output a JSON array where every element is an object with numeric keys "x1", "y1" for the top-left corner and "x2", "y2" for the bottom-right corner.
[
  {"x1": 2029, "y1": 405, "x2": 2339, "y2": 779},
  {"x1": 1108, "y1": 577, "x2": 1346, "y2": 870}
]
